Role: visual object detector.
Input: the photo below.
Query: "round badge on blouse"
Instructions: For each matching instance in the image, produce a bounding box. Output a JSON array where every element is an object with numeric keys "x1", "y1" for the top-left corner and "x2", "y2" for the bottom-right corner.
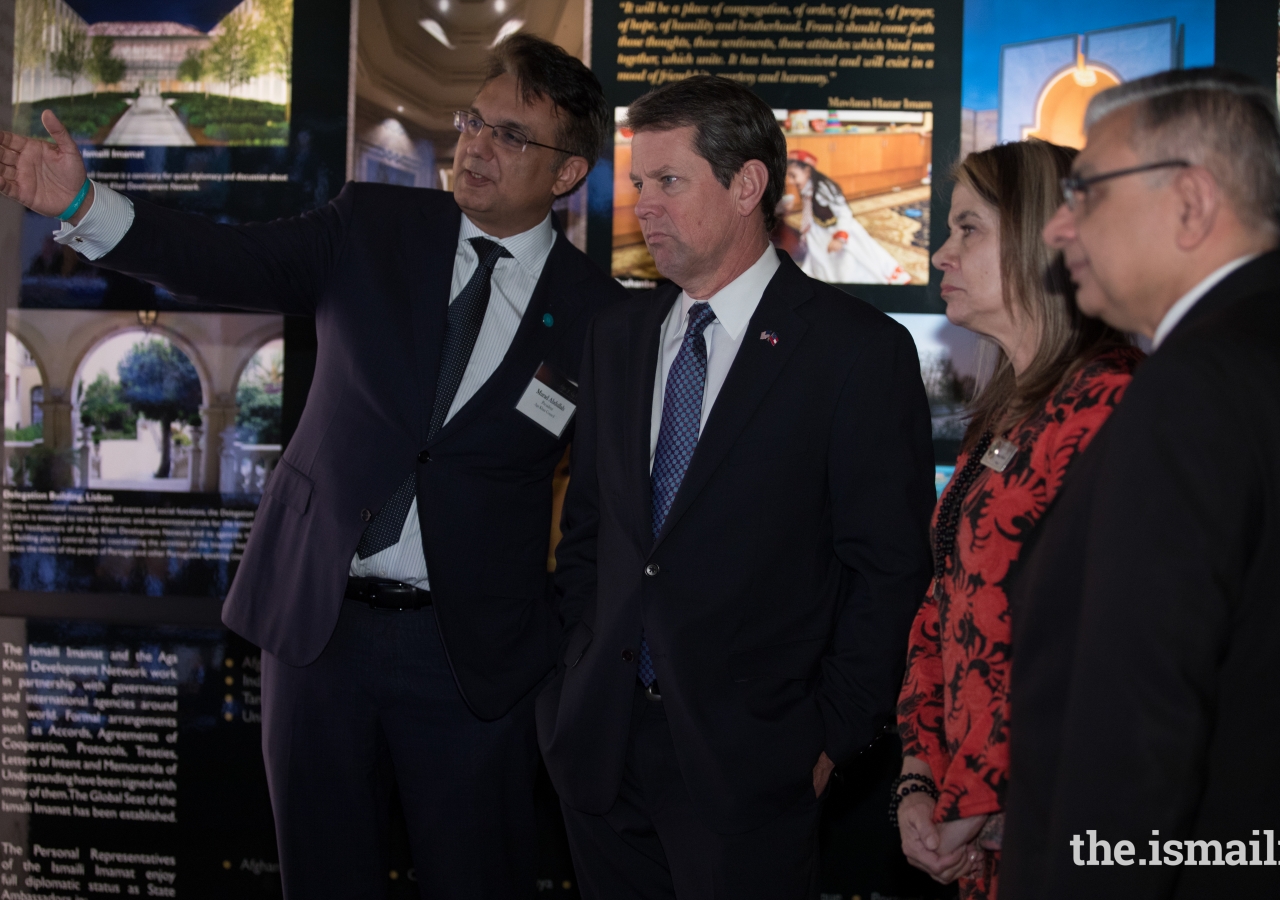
[{"x1": 542, "y1": 313, "x2": 554, "y2": 328}]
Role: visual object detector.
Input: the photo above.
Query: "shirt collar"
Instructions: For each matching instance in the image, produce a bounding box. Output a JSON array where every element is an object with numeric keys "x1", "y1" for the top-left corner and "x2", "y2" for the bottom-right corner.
[
  {"x1": 679, "y1": 246, "x2": 780, "y2": 341},
  {"x1": 459, "y1": 212, "x2": 557, "y2": 273},
  {"x1": 1152, "y1": 253, "x2": 1259, "y2": 349}
]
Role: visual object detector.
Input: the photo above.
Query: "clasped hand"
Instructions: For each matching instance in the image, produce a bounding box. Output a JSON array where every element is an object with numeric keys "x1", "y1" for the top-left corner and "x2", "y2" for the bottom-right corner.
[{"x1": 897, "y1": 792, "x2": 992, "y2": 883}]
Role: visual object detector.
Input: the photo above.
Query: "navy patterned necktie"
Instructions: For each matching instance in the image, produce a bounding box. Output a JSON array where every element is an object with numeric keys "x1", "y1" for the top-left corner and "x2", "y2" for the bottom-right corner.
[
  {"x1": 355, "y1": 237, "x2": 512, "y2": 560},
  {"x1": 637, "y1": 301, "x2": 717, "y2": 686}
]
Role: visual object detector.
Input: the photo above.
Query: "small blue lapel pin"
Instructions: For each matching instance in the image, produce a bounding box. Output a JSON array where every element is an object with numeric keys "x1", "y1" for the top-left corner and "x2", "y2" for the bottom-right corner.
[
  {"x1": 759, "y1": 330, "x2": 779, "y2": 346},
  {"x1": 542, "y1": 313, "x2": 554, "y2": 328}
]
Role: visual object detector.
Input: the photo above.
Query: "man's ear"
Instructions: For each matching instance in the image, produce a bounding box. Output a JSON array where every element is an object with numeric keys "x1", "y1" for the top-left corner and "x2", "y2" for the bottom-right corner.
[
  {"x1": 733, "y1": 159, "x2": 770, "y2": 219},
  {"x1": 1172, "y1": 166, "x2": 1222, "y2": 252},
  {"x1": 552, "y1": 156, "x2": 591, "y2": 199}
]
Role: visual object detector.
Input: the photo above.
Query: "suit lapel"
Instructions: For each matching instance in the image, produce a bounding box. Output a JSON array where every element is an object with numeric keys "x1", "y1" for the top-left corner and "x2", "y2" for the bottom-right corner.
[
  {"x1": 428, "y1": 232, "x2": 589, "y2": 443},
  {"x1": 1166, "y1": 249, "x2": 1280, "y2": 343},
  {"x1": 651, "y1": 255, "x2": 812, "y2": 553},
  {"x1": 410, "y1": 199, "x2": 463, "y2": 441},
  {"x1": 625, "y1": 285, "x2": 680, "y2": 548}
]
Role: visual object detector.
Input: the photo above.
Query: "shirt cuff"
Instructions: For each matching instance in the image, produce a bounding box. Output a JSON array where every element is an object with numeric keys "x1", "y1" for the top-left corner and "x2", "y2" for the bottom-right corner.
[{"x1": 53, "y1": 181, "x2": 135, "y2": 260}]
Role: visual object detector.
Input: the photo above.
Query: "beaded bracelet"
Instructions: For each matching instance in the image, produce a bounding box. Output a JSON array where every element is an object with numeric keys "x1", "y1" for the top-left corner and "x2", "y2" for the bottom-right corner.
[
  {"x1": 891, "y1": 772, "x2": 937, "y2": 794},
  {"x1": 888, "y1": 777, "x2": 939, "y2": 828},
  {"x1": 57, "y1": 179, "x2": 91, "y2": 222}
]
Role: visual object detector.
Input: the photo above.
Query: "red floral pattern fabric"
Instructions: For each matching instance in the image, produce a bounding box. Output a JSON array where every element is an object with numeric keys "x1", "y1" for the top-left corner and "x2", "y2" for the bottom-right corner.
[{"x1": 897, "y1": 346, "x2": 1143, "y2": 900}]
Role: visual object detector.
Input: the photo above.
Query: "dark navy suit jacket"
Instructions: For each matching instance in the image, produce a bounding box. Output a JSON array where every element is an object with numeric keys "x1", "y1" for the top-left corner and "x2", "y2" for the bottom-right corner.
[
  {"x1": 537, "y1": 252, "x2": 935, "y2": 833},
  {"x1": 93, "y1": 182, "x2": 626, "y2": 720}
]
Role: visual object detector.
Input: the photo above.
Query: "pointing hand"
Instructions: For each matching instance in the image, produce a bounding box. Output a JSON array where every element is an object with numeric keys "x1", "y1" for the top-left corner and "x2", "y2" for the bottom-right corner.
[{"x1": 0, "y1": 110, "x2": 93, "y2": 223}]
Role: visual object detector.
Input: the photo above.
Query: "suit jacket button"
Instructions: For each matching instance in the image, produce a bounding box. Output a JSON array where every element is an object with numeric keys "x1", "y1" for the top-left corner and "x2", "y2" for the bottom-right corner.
[
  {"x1": 360, "y1": 509, "x2": 372, "y2": 522},
  {"x1": 644, "y1": 563, "x2": 660, "y2": 577},
  {"x1": 418, "y1": 450, "x2": 431, "y2": 463},
  {"x1": 621, "y1": 649, "x2": 635, "y2": 662}
]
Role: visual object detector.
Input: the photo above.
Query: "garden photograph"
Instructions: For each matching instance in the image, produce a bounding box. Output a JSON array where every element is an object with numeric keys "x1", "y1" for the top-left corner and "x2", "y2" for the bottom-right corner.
[
  {"x1": 11, "y1": 0, "x2": 293, "y2": 147},
  {"x1": 4, "y1": 311, "x2": 285, "y2": 496}
]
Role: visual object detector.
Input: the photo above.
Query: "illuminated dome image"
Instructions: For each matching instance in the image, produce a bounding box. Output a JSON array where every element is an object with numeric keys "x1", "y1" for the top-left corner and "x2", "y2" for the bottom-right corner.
[{"x1": 1023, "y1": 45, "x2": 1122, "y2": 149}]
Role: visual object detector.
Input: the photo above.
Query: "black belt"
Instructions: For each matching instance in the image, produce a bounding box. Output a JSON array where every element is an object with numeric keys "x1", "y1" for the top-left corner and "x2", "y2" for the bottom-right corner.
[{"x1": 345, "y1": 577, "x2": 432, "y2": 610}]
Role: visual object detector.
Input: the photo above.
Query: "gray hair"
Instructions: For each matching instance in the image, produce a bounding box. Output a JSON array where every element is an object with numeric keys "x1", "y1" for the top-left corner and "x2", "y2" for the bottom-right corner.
[
  {"x1": 624, "y1": 76, "x2": 787, "y2": 232},
  {"x1": 1084, "y1": 67, "x2": 1280, "y2": 234}
]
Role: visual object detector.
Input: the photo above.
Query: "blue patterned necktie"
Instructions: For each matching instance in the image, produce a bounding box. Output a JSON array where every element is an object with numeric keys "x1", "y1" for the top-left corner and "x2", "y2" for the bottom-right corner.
[
  {"x1": 355, "y1": 237, "x2": 512, "y2": 560},
  {"x1": 637, "y1": 301, "x2": 717, "y2": 687}
]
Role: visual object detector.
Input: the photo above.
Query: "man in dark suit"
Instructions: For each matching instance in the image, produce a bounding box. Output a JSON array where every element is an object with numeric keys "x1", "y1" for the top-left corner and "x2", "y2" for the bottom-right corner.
[
  {"x1": 0, "y1": 36, "x2": 626, "y2": 899},
  {"x1": 536, "y1": 76, "x2": 936, "y2": 898},
  {"x1": 1001, "y1": 68, "x2": 1280, "y2": 899}
]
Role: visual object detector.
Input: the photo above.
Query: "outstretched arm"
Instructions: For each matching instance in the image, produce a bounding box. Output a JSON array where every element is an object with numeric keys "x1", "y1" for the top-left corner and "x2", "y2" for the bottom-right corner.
[{"x1": 2, "y1": 111, "x2": 349, "y2": 317}]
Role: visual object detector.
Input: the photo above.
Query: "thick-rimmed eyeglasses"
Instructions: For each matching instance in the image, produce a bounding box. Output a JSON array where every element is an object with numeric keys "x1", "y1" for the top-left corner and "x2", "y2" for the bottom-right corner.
[
  {"x1": 453, "y1": 110, "x2": 574, "y2": 155},
  {"x1": 1060, "y1": 160, "x2": 1191, "y2": 212}
]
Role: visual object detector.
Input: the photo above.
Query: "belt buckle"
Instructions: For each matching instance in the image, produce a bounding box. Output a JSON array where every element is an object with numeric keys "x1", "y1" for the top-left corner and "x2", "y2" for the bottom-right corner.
[
  {"x1": 367, "y1": 583, "x2": 418, "y2": 610},
  {"x1": 643, "y1": 681, "x2": 662, "y2": 701}
]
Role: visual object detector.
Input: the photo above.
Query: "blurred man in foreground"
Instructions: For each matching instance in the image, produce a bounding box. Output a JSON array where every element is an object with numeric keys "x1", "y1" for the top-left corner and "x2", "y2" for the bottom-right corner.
[{"x1": 1004, "y1": 67, "x2": 1280, "y2": 899}]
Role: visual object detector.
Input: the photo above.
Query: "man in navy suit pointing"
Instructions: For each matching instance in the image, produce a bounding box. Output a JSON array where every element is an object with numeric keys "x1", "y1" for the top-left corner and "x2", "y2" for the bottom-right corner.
[
  {"x1": 0, "y1": 35, "x2": 626, "y2": 899},
  {"x1": 537, "y1": 76, "x2": 936, "y2": 898}
]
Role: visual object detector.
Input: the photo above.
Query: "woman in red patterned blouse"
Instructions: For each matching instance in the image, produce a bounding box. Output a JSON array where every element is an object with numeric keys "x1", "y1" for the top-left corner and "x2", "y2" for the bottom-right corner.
[{"x1": 893, "y1": 140, "x2": 1144, "y2": 899}]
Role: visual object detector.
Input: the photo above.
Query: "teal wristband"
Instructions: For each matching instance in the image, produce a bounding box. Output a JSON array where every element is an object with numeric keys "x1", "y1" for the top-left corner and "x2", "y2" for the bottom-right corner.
[{"x1": 57, "y1": 179, "x2": 91, "y2": 222}]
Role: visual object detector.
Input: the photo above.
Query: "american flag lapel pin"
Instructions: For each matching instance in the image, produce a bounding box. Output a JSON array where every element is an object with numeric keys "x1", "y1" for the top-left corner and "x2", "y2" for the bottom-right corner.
[{"x1": 759, "y1": 330, "x2": 779, "y2": 346}]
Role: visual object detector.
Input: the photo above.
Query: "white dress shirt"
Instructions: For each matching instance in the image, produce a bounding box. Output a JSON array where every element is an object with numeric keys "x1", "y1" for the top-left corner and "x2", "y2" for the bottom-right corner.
[
  {"x1": 1152, "y1": 253, "x2": 1258, "y2": 349},
  {"x1": 56, "y1": 182, "x2": 558, "y2": 589},
  {"x1": 649, "y1": 245, "x2": 780, "y2": 469}
]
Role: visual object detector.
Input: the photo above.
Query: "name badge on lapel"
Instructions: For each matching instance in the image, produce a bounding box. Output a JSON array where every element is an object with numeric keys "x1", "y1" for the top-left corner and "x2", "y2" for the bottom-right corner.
[{"x1": 515, "y1": 363, "x2": 578, "y2": 437}]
